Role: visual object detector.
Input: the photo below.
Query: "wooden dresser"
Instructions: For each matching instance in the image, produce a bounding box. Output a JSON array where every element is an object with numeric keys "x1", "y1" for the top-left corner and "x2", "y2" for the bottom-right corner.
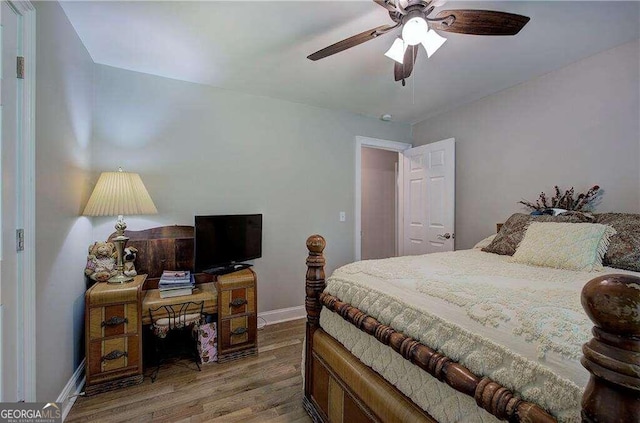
[
  {"x1": 85, "y1": 274, "x2": 147, "y2": 395},
  {"x1": 217, "y1": 269, "x2": 258, "y2": 362}
]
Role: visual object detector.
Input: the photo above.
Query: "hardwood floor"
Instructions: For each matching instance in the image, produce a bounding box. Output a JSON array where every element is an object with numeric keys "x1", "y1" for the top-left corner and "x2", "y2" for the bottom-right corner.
[{"x1": 67, "y1": 319, "x2": 311, "y2": 423}]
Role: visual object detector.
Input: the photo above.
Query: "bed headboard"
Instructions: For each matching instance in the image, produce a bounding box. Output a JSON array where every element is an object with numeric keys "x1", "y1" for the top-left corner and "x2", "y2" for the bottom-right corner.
[{"x1": 108, "y1": 225, "x2": 214, "y2": 289}]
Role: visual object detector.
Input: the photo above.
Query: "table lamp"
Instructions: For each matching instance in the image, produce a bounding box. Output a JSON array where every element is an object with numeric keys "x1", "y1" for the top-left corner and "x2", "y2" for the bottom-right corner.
[{"x1": 83, "y1": 167, "x2": 158, "y2": 283}]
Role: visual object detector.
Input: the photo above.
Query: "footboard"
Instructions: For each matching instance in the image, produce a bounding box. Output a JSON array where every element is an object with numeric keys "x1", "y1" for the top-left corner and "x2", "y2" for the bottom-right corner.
[{"x1": 303, "y1": 235, "x2": 640, "y2": 423}]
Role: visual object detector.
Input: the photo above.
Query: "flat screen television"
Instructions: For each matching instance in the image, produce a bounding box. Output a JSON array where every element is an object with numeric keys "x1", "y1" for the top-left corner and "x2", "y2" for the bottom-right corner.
[{"x1": 194, "y1": 214, "x2": 262, "y2": 273}]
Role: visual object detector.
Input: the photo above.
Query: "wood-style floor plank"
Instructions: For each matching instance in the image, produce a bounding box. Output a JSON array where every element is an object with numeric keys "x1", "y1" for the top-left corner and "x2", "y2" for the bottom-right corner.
[{"x1": 66, "y1": 319, "x2": 311, "y2": 423}]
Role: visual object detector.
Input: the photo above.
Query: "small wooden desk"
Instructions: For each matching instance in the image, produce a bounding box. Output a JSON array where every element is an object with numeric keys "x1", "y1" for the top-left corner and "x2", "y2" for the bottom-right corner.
[
  {"x1": 85, "y1": 274, "x2": 147, "y2": 395},
  {"x1": 142, "y1": 282, "x2": 217, "y2": 325}
]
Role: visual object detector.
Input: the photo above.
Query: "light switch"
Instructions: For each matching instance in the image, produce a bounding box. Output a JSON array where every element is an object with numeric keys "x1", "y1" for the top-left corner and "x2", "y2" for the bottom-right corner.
[{"x1": 339, "y1": 212, "x2": 346, "y2": 222}]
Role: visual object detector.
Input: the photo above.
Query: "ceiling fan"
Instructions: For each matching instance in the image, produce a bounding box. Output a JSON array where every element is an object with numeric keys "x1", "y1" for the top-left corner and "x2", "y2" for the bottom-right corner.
[{"x1": 307, "y1": 0, "x2": 530, "y2": 85}]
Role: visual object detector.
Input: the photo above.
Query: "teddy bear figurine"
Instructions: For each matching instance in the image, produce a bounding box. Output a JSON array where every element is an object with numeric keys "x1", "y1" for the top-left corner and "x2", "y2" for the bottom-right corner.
[
  {"x1": 85, "y1": 241, "x2": 117, "y2": 282},
  {"x1": 123, "y1": 246, "x2": 138, "y2": 277}
]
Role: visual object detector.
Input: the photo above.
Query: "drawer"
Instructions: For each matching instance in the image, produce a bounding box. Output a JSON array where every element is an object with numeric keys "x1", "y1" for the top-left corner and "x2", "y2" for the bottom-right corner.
[
  {"x1": 219, "y1": 315, "x2": 257, "y2": 351},
  {"x1": 88, "y1": 335, "x2": 141, "y2": 377},
  {"x1": 87, "y1": 279, "x2": 141, "y2": 306},
  {"x1": 89, "y1": 303, "x2": 139, "y2": 340},
  {"x1": 219, "y1": 285, "x2": 255, "y2": 318}
]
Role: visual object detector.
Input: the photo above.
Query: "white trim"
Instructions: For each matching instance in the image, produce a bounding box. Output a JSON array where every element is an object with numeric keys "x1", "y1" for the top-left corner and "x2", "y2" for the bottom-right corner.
[
  {"x1": 9, "y1": 0, "x2": 36, "y2": 402},
  {"x1": 354, "y1": 136, "x2": 411, "y2": 261},
  {"x1": 57, "y1": 359, "x2": 85, "y2": 422},
  {"x1": 258, "y1": 306, "x2": 306, "y2": 326}
]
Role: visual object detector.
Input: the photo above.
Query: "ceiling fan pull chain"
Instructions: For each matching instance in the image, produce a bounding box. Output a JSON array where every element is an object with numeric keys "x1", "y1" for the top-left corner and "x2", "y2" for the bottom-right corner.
[{"x1": 412, "y1": 46, "x2": 415, "y2": 104}]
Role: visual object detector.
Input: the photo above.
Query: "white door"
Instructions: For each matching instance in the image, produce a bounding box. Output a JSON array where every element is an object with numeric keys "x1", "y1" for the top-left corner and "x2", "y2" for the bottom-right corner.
[
  {"x1": 1, "y1": 0, "x2": 23, "y2": 402},
  {"x1": 402, "y1": 138, "x2": 455, "y2": 255}
]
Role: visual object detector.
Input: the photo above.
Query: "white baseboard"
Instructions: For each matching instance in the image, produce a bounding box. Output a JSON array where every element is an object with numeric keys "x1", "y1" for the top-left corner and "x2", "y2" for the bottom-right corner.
[
  {"x1": 258, "y1": 305, "x2": 305, "y2": 326},
  {"x1": 57, "y1": 359, "x2": 85, "y2": 422}
]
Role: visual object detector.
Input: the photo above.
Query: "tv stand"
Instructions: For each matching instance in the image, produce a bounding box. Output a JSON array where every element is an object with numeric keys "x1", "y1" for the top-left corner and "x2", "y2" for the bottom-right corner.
[{"x1": 204, "y1": 263, "x2": 252, "y2": 276}]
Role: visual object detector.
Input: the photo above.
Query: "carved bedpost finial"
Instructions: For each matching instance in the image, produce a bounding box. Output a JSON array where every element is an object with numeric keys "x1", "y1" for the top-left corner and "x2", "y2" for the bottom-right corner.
[
  {"x1": 307, "y1": 234, "x2": 326, "y2": 255},
  {"x1": 581, "y1": 274, "x2": 640, "y2": 422}
]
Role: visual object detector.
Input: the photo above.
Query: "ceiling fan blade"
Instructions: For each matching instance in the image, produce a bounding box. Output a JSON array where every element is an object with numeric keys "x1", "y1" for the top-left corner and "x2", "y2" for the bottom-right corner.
[
  {"x1": 394, "y1": 44, "x2": 419, "y2": 83},
  {"x1": 373, "y1": 0, "x2": 396, "y2": 12},
  {"x1": 429, "y1": 10, "x2": 530, "y2": 36},
  {"x1": 308, "y1": 24, "x2": 397, "y2": 61}
]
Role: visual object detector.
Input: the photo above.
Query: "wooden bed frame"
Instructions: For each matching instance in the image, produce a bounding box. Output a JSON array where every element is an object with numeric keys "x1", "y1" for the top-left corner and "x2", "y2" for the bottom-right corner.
[{"x1": 302, "y1": 235, "x2": 640, "y2": 423}]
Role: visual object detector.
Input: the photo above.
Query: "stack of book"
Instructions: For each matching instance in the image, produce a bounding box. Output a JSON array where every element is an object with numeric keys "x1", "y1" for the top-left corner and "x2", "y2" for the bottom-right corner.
[{"x1": 159, "y1": 270, "x2": 195, "y2": 298}]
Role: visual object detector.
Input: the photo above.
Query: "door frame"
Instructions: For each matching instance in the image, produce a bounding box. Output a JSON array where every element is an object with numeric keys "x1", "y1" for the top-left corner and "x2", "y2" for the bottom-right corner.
[
  {"x1": 3, "y1": 0, "x2": 36, "y2": 402},
  {"x1": 354, "y1": 136, "x2": 412, "y2": 261}
]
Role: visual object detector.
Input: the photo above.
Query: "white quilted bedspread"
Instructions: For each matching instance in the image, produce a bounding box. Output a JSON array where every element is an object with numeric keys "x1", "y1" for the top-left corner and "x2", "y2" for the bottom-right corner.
[{"x1": 320, "y1": 249, "x2": 640, "y2": 423}]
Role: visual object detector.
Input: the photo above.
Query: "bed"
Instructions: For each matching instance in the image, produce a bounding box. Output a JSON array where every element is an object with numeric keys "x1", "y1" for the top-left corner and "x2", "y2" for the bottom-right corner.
[{"x1": 302, "y1": 214, "x2": 640, "y2": 423}]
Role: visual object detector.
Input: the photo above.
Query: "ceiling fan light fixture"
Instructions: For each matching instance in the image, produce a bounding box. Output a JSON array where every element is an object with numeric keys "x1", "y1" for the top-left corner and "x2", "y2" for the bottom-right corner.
[
  {"x1": 401, "y1": 16, "x2": 428, "y2": 46},
  {"x1": 422, "y1": 29, "x2": 447, "y2": 58},
  {"x1": 384, "y1": 38, "x2": 407, "y2": 63}
]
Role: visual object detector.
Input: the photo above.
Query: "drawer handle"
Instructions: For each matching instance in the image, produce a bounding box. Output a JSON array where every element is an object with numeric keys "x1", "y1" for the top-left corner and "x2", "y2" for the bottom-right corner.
[
  {"x1": 101, "y1": 316, "x2": 128, "y2": 327},
  {"x1": 102, "y1": 350, "x2": 128, "y2": 362},
  {"x1": 230, "y1": 298, "x2": 248, "y2": 308},
  {"x1": 231, "y1": 327, "x2": 248, "y2": 336}
]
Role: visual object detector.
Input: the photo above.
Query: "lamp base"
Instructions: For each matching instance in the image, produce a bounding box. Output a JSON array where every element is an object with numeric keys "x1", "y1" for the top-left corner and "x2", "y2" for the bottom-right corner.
[
  {"x1": 107, "y1": 273, "x2": 134, "y2": 284},
  {"x1": 109, "y1": 223, "x2": 132, "y2": 284}
]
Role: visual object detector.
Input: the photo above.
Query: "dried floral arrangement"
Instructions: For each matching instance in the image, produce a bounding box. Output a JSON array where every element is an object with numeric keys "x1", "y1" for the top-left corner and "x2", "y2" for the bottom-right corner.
[{"x1": 519, "y1": 185, "x2": 600, "y2": 212}]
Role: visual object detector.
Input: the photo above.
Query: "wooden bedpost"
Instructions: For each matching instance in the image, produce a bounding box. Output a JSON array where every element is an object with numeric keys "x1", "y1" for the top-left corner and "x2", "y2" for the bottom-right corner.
[
  {"x1": 303, "y1": 235, "x2": 326, "y2": 417},
  {"x1": 581, "y1": 274, "x2": 640, "y2": 422}
]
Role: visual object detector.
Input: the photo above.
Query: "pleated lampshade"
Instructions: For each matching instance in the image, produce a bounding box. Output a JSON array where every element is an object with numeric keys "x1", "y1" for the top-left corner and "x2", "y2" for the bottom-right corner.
[{"x1": 83, "y1": 169, "x2": 158, "y2": 217}]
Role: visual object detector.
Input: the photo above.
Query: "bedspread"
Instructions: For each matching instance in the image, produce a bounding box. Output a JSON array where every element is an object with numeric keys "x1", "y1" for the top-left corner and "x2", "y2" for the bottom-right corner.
[{"x1": 320, "y1": 249, "x2": 640, "y2": 422}]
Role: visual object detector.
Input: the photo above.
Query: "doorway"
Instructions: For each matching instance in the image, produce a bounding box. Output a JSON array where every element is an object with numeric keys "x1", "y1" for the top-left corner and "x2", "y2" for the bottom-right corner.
[
  {"x1": 361, "y1": 147, "x2": 398, "y2": 260},
  {"x1": 355, "y1": 137, "x2": 456, "y2": 262},
  {"x1": 354, "y1": 136, "x2": 411, "y2": 261}
]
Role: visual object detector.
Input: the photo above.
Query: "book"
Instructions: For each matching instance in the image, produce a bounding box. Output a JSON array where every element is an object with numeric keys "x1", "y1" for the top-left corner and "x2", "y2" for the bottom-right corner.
[
  {"x1": 159, "y1": 271, "x2": 192, "y2": 285},
  {"x1": 160, "y1": 274, "x2": 195, "y2": 289},
  {"x1": 159, "y1": 287, "x2": 194, "y2": 299},
  {"x1": 158, "y1": 283, "x2": 194, "y2": 290},
  {"x1": 159, "y1": 273, "x2": 195, "y2": 292},
  {"x1": 161, "y1": 270, "x2": 191, "y2": 280},
  {"x1": 159, "y1": 281, "x2": 192, "y2": 288}
]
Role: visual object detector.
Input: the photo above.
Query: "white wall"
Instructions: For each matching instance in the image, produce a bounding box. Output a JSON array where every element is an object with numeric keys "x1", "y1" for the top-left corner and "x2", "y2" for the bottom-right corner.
[
  {"x1": 91, "y1": 65, "x2": 412, "y2": 313},
  {"x1": 413, "y1": 40, "x2": 640, "y2": 250},
  {"x1": 35, "y1": 1, "x2": 94, "y2": 401}
]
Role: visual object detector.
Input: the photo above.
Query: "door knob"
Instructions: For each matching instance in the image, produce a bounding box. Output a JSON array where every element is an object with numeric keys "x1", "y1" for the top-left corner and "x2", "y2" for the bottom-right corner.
[{"x1": 437, "y1": 233, "x2": 452, "y2": 240}]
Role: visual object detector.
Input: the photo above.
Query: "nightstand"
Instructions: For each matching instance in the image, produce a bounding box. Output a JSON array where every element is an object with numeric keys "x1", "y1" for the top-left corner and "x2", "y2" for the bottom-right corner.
[
  {"x1": 216, "y1": 268, "x2": 257, "y2": 362},
  {"x1": 84, "y1": 274, "x2": 147, "y2": 395}
]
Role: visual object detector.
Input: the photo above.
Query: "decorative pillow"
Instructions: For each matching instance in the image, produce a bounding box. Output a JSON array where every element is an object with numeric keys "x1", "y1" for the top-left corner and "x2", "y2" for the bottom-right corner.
[
  {"x1": 511, "y1": 222, "x2": 616, "y2": 271},
  {"x1": 558, "y1": 210, "x2": 596, "y2": 222},
  {"x1": 482, "y1": 213, "x2": 585, "y2": 256},
  {"x1": 594, "y1": 213, "x2": 640, "y2": 272},
  {"x1": 473, "y1": 234, "x2": 496, "y2": 249}
]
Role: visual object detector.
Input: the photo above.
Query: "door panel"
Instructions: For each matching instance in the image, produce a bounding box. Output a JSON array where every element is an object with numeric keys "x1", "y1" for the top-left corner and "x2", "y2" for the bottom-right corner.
[{"x1": 403, "y1": 139, "x2": 455, "y2": 255}]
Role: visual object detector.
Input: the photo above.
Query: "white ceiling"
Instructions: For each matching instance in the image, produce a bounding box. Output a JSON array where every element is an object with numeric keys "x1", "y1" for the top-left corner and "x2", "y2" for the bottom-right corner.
[{"x1": 60, "y1": 1, "x2": 640, "y2": 124}]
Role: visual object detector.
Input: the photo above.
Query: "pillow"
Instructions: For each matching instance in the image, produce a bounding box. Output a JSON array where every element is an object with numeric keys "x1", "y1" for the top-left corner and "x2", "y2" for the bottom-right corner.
[
  {"x1": 482, "y1": 213, "x2": 586, "y2": 256},
  {"x1": 511, "y1": 222, "x2": 616, "y2": 271},
  {"x1": 473, "y1": 234, "x2": 496, "y2": 249},
  {"x1": 594, "y1": 213, "x2": 640, "y2": 272},
  {"x1": 558, "y1": 210, "x2": 596, "y2": 222}
]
